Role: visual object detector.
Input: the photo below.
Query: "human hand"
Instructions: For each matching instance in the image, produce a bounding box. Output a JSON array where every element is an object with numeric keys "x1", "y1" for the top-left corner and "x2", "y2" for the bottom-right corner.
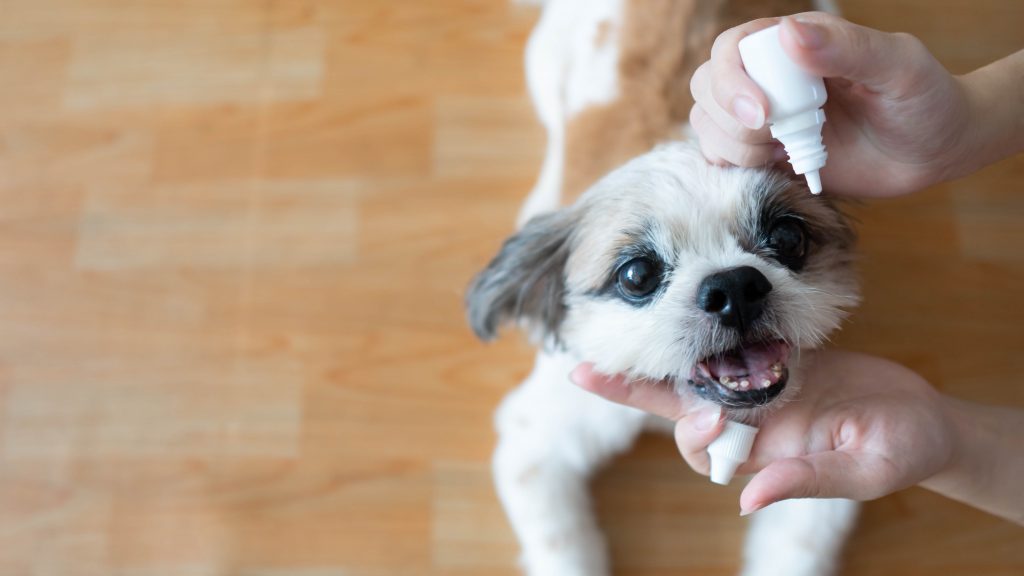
[
  {"x1": 689, "y1": 12, "x2": 973, "y2": 197},
  {"x1": 571, "y1": 350, "x2": 958, "y2": 514}
]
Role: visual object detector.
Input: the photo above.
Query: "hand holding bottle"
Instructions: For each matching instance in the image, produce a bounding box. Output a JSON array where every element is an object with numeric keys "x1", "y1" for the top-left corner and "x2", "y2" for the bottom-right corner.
[{"x1": 689, "y1": 12, "x2": 1024, "y2": 197}]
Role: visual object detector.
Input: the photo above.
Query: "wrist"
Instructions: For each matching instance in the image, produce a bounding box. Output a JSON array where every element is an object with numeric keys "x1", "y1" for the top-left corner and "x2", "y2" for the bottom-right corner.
[
  {"x1": 920, "y1": 394, "x2": 1024, "y2": 525},
  {"x1": 919, "y1": 394, "x2": 976, "y2": 494},
  {"x1": 937, "y1": 74, "x2": 983, "y2": 185},
  {"x1": 946, "y1": 52, "x2": 1024, "y2": 183}
]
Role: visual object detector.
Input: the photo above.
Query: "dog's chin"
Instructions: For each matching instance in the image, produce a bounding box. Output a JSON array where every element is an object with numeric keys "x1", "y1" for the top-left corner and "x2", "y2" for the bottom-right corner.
[{"x1": 686, "y1": 339, "x2": 791, "y2": 410}]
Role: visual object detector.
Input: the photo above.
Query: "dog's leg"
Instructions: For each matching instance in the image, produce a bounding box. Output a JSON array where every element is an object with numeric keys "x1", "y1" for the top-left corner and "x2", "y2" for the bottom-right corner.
[
  {"x1": 741, "y1": 497, "x2": 860, "y2": 576},
  {"x1": 517, "y1": 0, "x2": 623, "y2": 227},
  {"x1": 516, "y1": 14, "x2": 565, "y2": 227},
  {"x1": 493, "y1": 351, "x2": 648, "y2": 576}
]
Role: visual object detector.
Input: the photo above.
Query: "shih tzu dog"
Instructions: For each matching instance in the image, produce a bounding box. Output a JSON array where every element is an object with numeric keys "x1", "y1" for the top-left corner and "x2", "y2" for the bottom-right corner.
[{"x1": 466, "y1": 1, "x2": 858, "y2": 575}]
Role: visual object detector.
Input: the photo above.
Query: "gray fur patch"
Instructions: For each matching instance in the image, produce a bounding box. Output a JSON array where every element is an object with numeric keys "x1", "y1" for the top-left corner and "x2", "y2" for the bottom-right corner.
[{"x1": 465, "y1": 209, "x2": 579, "y2": 344}]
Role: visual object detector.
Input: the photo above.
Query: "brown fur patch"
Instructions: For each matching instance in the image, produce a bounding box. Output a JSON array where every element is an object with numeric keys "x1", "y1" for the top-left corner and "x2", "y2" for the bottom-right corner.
[{"x1": 561, "y1": 0, "x2": 815, "y2": 204}]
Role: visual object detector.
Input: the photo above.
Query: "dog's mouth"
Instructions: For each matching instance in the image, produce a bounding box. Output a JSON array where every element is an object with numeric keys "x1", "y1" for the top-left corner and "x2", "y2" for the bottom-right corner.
[{"x1": 688, "y1": 340, "x2": 791, "y2": 409}]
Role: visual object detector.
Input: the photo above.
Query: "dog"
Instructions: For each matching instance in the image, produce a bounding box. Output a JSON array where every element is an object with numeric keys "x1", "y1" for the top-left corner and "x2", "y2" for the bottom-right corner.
[{"x1": 466, "y1": 1, "x2": 859, "y2": 575}]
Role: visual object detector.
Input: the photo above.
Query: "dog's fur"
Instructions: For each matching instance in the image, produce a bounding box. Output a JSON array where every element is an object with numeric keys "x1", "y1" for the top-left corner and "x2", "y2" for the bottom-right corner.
[{"x1": 467, "y1": 1, "x2": 860, "y2": 574}]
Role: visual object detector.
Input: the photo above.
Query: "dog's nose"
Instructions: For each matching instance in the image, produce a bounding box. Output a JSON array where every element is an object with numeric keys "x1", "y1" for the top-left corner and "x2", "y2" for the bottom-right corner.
[{"x1": 697, "y1": 266, "x2": 773, "y2": 331}]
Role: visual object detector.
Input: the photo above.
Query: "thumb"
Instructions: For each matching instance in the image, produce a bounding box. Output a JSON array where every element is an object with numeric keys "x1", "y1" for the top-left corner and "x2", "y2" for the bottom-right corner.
[
  {"x1": 673, "y1": 404, "x2": 727, "y2": 475},
  {"x1": 739, "y1": 450, "x2": 893, "y2": 515},
  {"x1": 778, "y1": 13, "x2": 931, "y2": 93}
]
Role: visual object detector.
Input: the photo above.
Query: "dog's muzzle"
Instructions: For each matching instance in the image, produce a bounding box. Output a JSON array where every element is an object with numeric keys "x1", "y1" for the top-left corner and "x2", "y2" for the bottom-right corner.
[{"x1": 688, "y1": 339, "x2": 791, "y2": 409}]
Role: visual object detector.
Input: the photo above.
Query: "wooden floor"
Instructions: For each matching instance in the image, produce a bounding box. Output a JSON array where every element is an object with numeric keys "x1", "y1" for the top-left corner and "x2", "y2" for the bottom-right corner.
[{"x1": 0, "y1": 1, "x2": 1021, "y2": 574}]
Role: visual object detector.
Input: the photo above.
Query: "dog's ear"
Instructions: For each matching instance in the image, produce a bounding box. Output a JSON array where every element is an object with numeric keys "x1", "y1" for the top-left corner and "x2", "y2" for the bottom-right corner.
[{"x1": 466, "y1": 208, "x2": 578, "y2": 344}]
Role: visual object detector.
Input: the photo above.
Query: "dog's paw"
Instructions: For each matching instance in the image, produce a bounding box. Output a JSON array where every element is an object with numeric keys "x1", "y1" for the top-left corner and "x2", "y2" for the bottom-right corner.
[
  {"x1": 741, "y1": 555, "x2": 839, "y2": 576},
  {"x1": 519, "y1": 530, "x2": 611, "y2": 576}
]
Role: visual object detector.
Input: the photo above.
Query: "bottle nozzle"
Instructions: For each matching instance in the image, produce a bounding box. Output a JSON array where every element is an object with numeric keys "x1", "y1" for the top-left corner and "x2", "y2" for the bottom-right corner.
[
  {"x1": 804, "y1": 170, "x2": 822, "y2": 195},
  {"x1": 707, "y1": 420, "x2": 759, "y2": 486},
  {"x1": 771, "y1": 109, "x2": 828, "y2": 193}
]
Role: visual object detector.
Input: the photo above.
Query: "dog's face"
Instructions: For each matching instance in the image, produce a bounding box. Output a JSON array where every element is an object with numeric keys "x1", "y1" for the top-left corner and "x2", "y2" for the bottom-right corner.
[{"x1": 468, "y1": 143, "x2": 857, "y2": 412}]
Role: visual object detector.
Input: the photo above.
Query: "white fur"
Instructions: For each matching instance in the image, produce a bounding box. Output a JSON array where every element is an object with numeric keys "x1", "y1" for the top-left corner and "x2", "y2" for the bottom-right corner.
[
  {"x1": 517, "y1": 0, "x2": 623, "y2": 227},
  {"x1": 494, "y1": 351, "x2": 648, "y2": 575},
  {"x1": 742, "y1": 498, "x2": 860, "y2": 576},
  {"x1": 493, "y1": 2, "x2": 858, "y2": 575}
]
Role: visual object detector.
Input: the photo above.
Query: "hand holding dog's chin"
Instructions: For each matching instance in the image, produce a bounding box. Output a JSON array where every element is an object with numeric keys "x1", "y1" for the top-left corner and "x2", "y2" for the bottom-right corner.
[
  {"x1": 571, "y1": 351, "x2": 960, "y2": 514},
  {"x1": 737, "y1": 350, "x2": 957, "y2": 515},
  {"x1": 744, "y1": 355, "x2": 1024, "y2": 527}
]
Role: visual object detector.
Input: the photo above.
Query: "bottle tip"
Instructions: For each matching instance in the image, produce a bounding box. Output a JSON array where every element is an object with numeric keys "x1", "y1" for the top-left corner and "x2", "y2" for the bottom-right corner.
[
  {"x1": 805, "y1": 170, "x2": 822, "y2": 194},
  {"x1": 710, "y1": 458, "x2": 741, "y2": 485}
]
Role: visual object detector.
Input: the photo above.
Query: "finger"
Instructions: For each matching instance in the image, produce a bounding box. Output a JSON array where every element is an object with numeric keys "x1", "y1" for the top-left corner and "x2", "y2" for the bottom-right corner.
[
  {"x1": 673, "y1": 405, "x2": 725, "y2": 475},
  {"x1": 690, "y1": 104, "x2": 780, "y2": 167},
  {"x1": 778, "y1": 13, "x2": 935, "y2": 93},
  {"x1": 689, "y1": 104, "x2": 727, "y2": 164},
  {"x1": 690, "y1": 63, "x2": 773, "y2": 145},
  {"x1": 708, "y1": 18, "x2": 780, "y2": 129},
  {"x1": 739, "y1": 451, "x2": 892, "y2": 515},
  {"x1": 570, "y1": 363, "x2": 692, "y2": 421},
  {"x1": 702, "y1": 148, "x2": 729, "y2": 167}
]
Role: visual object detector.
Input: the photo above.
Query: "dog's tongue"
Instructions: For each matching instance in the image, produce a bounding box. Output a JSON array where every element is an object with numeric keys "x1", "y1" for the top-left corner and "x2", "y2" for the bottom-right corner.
[{"x1": 702, "y1": 340, "x2": 790, "y2": 389}]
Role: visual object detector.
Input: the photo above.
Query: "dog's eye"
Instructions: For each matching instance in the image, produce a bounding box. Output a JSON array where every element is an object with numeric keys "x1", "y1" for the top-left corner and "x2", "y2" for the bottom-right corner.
[
  {"x1": 616, "y1": 257, "x2": 661, "y2": 300},
  {"x1": 766, "y1": 217, "x2": 807, "y2": 270}
]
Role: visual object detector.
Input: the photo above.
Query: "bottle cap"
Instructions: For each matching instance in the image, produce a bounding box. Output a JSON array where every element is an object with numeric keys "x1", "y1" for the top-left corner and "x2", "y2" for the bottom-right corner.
[{"x1": 707, "y1": 420, "x2": 759, "y2": 485}]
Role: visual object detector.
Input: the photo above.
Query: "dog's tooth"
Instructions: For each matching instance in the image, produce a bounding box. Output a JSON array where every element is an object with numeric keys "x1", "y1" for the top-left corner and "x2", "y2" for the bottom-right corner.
[
  {"x1": 770, "y1": 363, "x2": 781, "y2": 371},
  {"x1": 762, "y1": 379, "x2": 772, "y2": 388},
  {"x1": 739, "y1": 380, "x2": 750, "y2": 390},
  {"x1": 719, "y1": 376, "x2": 732, "y2": 385},
  {"x1": 727, "y1": 381, "x2": 739, "y2": 390}
]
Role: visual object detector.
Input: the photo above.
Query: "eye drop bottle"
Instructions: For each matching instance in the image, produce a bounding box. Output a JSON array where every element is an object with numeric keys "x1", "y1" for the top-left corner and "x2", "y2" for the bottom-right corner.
[
  {"x1": 738, "y1": 23, "x2": 828, "y2": 194},
  {"x1": 707, "y1": 420, "x2": 758, "y2": 485}
]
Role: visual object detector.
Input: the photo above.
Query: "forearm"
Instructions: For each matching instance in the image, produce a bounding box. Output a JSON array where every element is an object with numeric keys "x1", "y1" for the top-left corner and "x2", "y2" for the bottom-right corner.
[
  {"x1": 950, "y1": 50, "x2": 1024, "y2": 182},
  {"x1": 921, "y1": 395, "x2": 1024, "y2": 525}
]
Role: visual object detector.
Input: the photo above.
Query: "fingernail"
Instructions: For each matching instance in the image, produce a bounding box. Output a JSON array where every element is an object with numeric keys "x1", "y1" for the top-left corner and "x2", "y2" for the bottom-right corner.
[
  {"x1": 693, "y1": 405, "x2": 722, "y2": 432},
  {"x1": 732, "y1": 96, "x2": 764, "y2": 130},
  {"x1": 772, "y1": 145, "x2": 788, "y2": 162},
  {"x1": 790, "y1": 17, "x2": 825, "y2": 49},
  {"x1": 569, "y1": 362, "x2": 585, "y2": 385},
  {"x1": 739, "y1": 503, "x2": 764, "y2": 517}
]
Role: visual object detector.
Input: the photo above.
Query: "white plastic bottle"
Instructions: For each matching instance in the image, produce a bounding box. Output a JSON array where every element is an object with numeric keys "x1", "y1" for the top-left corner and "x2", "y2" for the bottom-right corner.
[
  {"x1": 707, "y1": 420, "x2": 759, "y2": 485},
  {"x1": 738, "y1": 23, "x2": 828, "y2": 194}
]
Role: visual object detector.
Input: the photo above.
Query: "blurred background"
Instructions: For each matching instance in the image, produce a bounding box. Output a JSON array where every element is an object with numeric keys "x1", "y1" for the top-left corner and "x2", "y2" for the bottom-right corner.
[{"x1": 0, "y1": 0, "x2": 1021, "y2": 575}]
